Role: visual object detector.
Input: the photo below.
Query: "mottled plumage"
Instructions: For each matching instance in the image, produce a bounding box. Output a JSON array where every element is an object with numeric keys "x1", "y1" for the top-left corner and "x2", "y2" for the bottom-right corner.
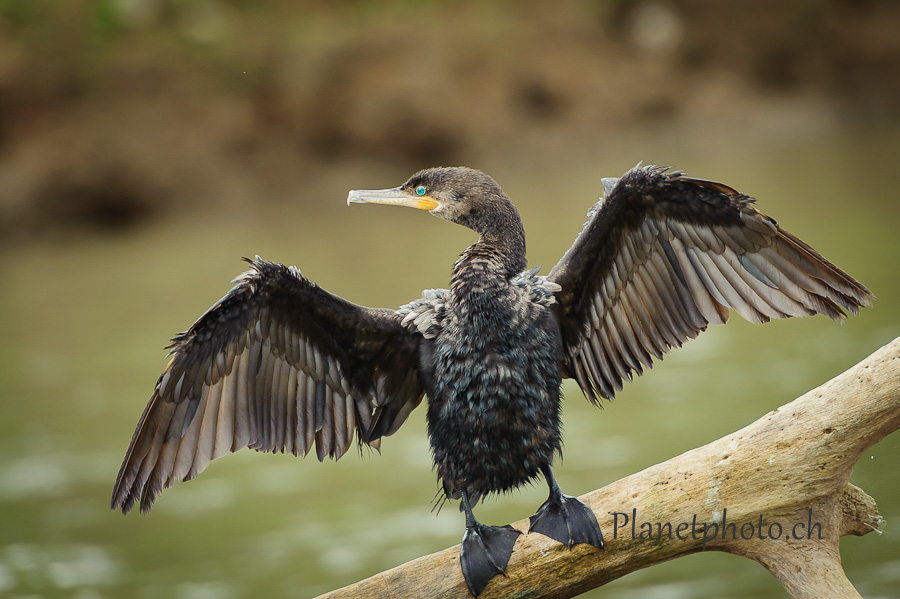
[
  {"x1": 112, "y1": 164, "x2": 872, "y2": 596},
  {"x1": 424, "y1": 244, "x2": 565, "y2": 506}
]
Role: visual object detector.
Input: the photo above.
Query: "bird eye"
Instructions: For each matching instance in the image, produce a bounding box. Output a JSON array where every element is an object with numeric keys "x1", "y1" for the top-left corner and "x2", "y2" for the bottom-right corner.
[{"x1": 415, "y1": 186, "x2": 426, "y2": 196}]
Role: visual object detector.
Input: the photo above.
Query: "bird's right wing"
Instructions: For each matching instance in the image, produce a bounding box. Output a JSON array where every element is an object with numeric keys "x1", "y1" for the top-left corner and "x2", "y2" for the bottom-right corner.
[
  {"x1": 548, "y1": 165, "x2": 873, "y2": 403},
  {"x1": 112, "y1": 257, "x2": 424, "y2": 514}
]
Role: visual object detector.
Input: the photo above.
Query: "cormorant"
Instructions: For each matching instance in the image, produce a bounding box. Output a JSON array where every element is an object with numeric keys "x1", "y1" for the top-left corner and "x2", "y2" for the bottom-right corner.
[{"x1": 111, "y1": 165, "x2": 872, "y2": 596}]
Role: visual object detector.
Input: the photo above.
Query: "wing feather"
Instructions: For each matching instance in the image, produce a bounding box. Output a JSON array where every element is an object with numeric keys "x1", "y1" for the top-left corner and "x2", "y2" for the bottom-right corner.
[
  {"x1": 170, "y1": 399, "x2": 198, "y2": 485},
  {"x1": 667, "y1": 236, "x2": 725, "y2": 325},
  {"x1": 332, "y1": 389, "x2": 347, "y2": 459},
  {"x1": 233, "y1": 345, "x2": 251, "y2": 450},
  {"x1": 305, "y1": 375, "x2": 317, "y2": 454},
  {"x1": 192, "y1": 382, "x2": 221, "y2": 480},
  {"x1": 316, "y1": 384, "x2": 334, "y2": 462},
  {"x1": 112, "y1": 257, "x2": 424, "y2": 514},
  {"x1": 274, "y1": 359, "x2": 289, "y2": 453},
  {"x1": 549, "y1": 165, "x2": 872, "y2": 403},
  {"x1": 617, "y1": 285, "x2": 655, "y2": 367}
]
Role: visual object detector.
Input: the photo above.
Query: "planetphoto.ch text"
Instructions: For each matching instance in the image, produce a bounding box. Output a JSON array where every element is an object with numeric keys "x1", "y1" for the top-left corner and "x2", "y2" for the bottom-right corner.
[{"x1": 609, "y1": 508, "x2": 824, "y2": 549}]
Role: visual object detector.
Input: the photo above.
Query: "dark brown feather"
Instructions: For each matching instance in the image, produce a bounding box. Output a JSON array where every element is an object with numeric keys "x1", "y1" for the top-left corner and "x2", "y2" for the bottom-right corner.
[
  {"x1": 549, "y1": 165, "x2": 873, "y2": 403},
  {"x1": 111, "y1": 258, "x2": 424, "y2": 514}
]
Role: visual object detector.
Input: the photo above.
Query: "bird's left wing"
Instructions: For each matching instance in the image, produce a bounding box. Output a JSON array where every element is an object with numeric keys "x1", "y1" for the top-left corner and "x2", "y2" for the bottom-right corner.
[
  {"x1": 548, "y1": 165, "x2": 872, "y2": 403},
  {"x1": 112, "y1": 257, "x2": 424, "y2": 514}
]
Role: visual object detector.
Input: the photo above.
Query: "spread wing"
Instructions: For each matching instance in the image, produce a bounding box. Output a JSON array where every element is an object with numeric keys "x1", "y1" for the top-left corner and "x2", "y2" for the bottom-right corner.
[
  {"x1": 548, "y1": 165, "x2": 873, "y2": 403},
  {"x1": 112, "y1": 257, "x2": 424, "y2": 514}
]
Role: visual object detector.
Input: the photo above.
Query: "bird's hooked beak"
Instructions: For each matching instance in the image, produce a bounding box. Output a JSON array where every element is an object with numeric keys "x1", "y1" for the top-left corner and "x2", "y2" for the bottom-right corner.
[{"x1": 347, "y1": 187, "x2": 439, "y2": 211}]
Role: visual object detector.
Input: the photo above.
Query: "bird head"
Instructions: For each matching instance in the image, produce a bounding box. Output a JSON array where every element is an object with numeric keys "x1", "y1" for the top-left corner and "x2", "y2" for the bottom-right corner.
[{"x1": 348, "y1": 166, "x2": 517, "y2": 238}]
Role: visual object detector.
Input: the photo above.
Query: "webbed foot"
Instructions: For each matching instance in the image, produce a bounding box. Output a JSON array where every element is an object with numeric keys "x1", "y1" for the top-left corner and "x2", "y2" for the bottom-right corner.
[
  {"x1": 528, "y1": 491, "x2": 604, "y2": 548},
  {"x1": 460, "y1": 522, "x2": 521, "y2": 597},
  {"x1": 529, "y1": 465, "x2": 604, "y2": 549}
]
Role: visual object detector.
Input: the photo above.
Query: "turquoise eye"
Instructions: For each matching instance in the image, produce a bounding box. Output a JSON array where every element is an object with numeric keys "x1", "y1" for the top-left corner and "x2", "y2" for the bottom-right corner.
[{"x1": 415, "y1": 186, "x2": 426, "y2": 196}]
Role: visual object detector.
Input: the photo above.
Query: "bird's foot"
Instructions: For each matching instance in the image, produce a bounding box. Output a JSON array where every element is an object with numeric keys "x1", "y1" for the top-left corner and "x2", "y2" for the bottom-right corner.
[
  {"x1": 529, "y1": 492, "x2": 604, "y2": 549},
  {"x1": 460, "y1": 522, "x2": 521, "y2": 597}
]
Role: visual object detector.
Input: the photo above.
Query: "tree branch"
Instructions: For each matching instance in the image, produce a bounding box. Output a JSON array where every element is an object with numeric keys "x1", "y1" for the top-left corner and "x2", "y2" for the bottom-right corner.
[{"x1": 315, "y1": 336, "x2": 899, "y2": 599}]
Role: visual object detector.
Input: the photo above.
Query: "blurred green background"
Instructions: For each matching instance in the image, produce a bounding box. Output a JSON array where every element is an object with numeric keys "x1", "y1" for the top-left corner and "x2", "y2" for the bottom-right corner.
[{"x1": 1, "y1": 1, "x2": 899, "y2": 598}]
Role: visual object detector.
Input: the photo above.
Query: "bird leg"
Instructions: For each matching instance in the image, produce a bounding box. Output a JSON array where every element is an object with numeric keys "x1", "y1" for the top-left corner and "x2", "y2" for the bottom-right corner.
[
  {"x1": 529, "y1": 465, "x2": 605, "y2": 549},
  {"x1": 459, "y1": 490, "x2": 521, "y2": 597}
]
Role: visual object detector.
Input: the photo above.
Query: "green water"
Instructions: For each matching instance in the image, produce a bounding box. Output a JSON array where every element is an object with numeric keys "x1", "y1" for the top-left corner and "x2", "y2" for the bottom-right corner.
[{"x1": 2, "y1": 127, "x2": 899, "y2": 598}]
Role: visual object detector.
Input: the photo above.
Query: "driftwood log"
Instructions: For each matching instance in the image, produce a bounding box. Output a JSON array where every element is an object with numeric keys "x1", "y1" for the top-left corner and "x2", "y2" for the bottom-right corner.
[{"x1": 315, "y1": 336, "x2": 900, "y2": 599}]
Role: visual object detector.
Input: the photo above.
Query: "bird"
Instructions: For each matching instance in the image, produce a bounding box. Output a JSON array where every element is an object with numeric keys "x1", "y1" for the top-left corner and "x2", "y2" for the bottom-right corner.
[{"x1": 111, "y1": 164, "x2": 872, "y2": 596}]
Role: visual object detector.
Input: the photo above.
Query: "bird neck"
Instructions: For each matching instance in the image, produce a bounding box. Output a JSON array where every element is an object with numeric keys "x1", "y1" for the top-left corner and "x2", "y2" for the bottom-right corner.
[
  {"x1": 459, "y1": 197, "x2": 528, "y2": 276},
  {"x1": 451, "y1": 228, "x2": 527, "y2": 296},
  {"x1": 449, "y1": 192, "x2": 528, "y2": 304},
  {"x1": 481, "y1": 224, "x2": 527, "y2": 276}
]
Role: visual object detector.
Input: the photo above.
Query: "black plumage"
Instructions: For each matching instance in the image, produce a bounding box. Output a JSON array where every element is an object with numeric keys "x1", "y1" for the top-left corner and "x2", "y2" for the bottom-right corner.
[{"x1": 112, "y1": 164, "x2": 872, "y2": 596}]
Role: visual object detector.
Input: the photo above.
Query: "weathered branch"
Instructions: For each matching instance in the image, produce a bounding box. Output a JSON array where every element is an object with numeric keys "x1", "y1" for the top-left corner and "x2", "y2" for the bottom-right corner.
[{"x1": 316, "y1": 336, "x2": 900, "y2": 599}]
